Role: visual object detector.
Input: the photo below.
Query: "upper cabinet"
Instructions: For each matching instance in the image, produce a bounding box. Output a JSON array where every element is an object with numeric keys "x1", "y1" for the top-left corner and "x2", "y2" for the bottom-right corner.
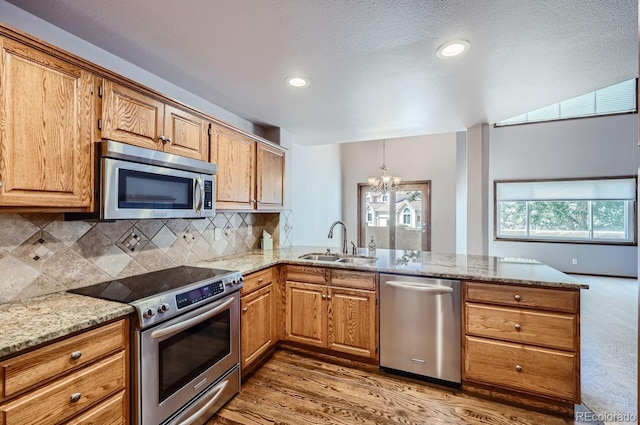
[
  {"x1": 211, "y1": 124, "x2": 285, "y2": 211},
  {"x1": 256, "y1": 142, "x2": 285, "y2": 209},
  {"x1": 0, "y1": 37, "x2": 96, "y2": 211},
  {"x1": 101, "y1": 80, "x2": 209, "y2": 161}
]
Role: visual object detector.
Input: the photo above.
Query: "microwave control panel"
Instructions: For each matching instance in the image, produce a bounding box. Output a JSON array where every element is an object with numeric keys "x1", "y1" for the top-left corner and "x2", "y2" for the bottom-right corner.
[{"x1": 204, "y1": 180, "x2": 213, "y2": 210}]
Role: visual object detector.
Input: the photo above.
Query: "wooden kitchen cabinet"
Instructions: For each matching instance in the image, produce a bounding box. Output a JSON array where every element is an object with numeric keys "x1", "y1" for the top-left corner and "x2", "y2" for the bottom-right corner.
[
  {"x1": 211, "y1": 123, "x2": 285, "y2": 211},
  {"x1": 284, "y1": 266, "x2": 378, "y2": 360},
  {"x1": 240, "y1": 268, "x2": 278, "y2": 376},
  {"x1": 101, "y1": 79, "x2": 209, "y2": 161},
  {"x1": 0, "y1": 318, "x2": 129, "y2": 424},
  {"x1": 462, "y1": 281, "x2": 580, "y2": 415},
  {"x1": 0, "y1": 37, "x2": 95, "y2": 210}
]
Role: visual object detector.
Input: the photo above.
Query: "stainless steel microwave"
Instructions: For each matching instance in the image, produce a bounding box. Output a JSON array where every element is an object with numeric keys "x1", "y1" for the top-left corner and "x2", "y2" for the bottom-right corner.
[{"x1": 99, "y1": 140, "x2": 216, "y2": 220}]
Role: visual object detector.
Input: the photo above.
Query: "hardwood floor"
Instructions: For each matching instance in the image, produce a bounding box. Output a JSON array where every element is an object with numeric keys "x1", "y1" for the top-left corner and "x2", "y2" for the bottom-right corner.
[{"x1": 208, "y1": 349, "x2": 576, "y2": 425}]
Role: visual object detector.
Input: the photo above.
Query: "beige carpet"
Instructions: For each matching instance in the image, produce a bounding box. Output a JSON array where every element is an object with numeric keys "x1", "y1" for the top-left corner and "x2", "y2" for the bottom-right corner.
[{"x1": 577, "y1": 275, "x2": 638, "y2": 425}]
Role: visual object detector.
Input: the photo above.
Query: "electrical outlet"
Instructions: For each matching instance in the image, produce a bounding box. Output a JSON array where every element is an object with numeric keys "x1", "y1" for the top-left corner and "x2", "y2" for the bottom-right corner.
[
  {"x1": 214, "y1": 228, "x2": 222, "y2": 241},
  {"x1": 247, "y1": 224, "x2": 252, "y2": 235},
  {"x1": 572, "y1": 258, "x2": 578, "y2": 265}
]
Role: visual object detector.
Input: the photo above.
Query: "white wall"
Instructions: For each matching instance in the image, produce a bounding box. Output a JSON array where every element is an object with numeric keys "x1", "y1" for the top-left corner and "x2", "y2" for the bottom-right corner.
[
  {"x1": 340, "y1": 134, "x2": 457, "y2": 253},
  {"x1": 489, "y1": 114, "x2": 639, "y2": 277},
  {"x1": 0, "y1": 1, "x2": 256, "y2": 133},
  {"x1": 290, "y1": 144, "x2": 342, "y2": 247}
]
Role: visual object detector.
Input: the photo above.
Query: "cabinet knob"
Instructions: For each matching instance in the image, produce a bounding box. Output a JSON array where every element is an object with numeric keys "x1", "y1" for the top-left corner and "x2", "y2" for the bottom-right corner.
[
  {"x1": 514, "y1": 323, "x2": 521, "y2": 331},
  {"x1": 166, "y1": 137, "x2": 172, "y2": 144},
  {"x1": 514, "y1": 294, "x2": 521, "y2": 301},
  {"x1": 258, "y1": 278, "x2": 264, "y2": 283},
  {"x1": 159, "y1": 135, "x2": 166, "y2": 142},
  {"x1": 327, "y1": 295, "x2": 332, "y2": 300},
  {"x1": 242, "y1": 307, "x2": 248, "y2": 312},
  {"x1": 515, "y1": 365, "x2": 523, "y2": 373},
  {"x1": 70, "y1": 393, "x2": 82, "y2": 402},
  {"x1": 321, "y1": 295, "x2": 327, "y2": 300},
  {"x1": 70, "y1": 351, "x2": 82, "y2": 360}
]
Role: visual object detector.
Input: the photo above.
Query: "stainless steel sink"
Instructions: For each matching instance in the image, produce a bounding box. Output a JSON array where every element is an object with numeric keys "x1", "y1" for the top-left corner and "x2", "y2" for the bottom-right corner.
[
  {"x1": 298, "y1": 254, "x2": 342, "y2": 261},
  {"x1": 297, "y1": 253, "x2": 377, "y2": 264},
  {"x1": 336, "y1": 256, "x2": 377, "y2": 265}
]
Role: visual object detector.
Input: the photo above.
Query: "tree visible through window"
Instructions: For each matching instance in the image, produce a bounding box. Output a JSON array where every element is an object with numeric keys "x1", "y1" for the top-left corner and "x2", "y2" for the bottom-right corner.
[{"x1": 495, "y1": 177, "x2": 636, "y2": 244}]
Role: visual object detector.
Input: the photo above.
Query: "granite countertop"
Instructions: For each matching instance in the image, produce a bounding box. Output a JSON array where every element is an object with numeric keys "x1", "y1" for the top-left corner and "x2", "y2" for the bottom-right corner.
[
  {"x1": 196, "y1": 246, "x2": 588, "y2": 290},
  {"x1": 0, "y1": 246, "x2": 586, "y2": 360},
  {"x1": 0, "y1": 292, "x2": 133, "y2": 359}
]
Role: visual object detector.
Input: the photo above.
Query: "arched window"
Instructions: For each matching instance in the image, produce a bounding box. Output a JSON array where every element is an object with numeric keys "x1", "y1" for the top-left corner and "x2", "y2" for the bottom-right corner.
[
  {"x1": 403, "y1": 207, "x2": 411, "y2": 225},
  {"x1": 366, "y1": 207, "x2": 373, "y2": 222}
]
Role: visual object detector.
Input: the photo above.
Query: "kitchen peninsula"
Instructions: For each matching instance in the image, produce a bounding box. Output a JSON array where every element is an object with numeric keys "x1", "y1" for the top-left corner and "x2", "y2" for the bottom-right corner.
[{"x1": 0, "y1": 247, "x2": 586, "y2": 422}]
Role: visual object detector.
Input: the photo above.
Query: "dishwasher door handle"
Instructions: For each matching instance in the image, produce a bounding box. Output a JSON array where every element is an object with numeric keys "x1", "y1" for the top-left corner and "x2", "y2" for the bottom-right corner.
[{"x1": 385, "y1": 280, "x2": 454, "y2": 295}]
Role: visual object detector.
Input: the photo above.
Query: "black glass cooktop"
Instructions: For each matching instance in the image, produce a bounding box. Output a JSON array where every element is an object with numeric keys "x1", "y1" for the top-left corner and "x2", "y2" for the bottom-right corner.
[{"x1": 69, "y1": 266, "x2": 237, "y2": 304}]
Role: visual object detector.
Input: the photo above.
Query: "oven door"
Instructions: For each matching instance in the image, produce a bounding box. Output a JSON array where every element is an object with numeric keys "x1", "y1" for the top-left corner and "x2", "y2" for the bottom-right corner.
[
  {"x1": 102, "y1": 157, "x2": 214, "y2": 220},
  {"x1": 135, "y1": 292, "x2": 239, "y2": 425}
]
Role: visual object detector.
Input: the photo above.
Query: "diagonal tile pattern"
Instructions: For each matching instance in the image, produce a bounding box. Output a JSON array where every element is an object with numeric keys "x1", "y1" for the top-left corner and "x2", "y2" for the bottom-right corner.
[{"x1": 0, "y1": 211, "x2": 286, "y2": 303}]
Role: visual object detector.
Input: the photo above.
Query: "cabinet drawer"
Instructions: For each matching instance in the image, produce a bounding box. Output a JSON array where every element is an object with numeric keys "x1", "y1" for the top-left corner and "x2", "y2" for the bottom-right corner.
[
  {"x1": 465, "y1": 303, "x2": 576, "y2": 351},
  {"x1": 464, "y1": 336, "x2": 577, "y2": 402},
  {"x1": 0, "y1": 351, "x2": 126, "y2": 425},
  {"x1": 242, "y1": 268, "x2": 275, "y2": 295},
  {"x1": 1, "y1": 320, "x2": 127, "y2": 399},
  {"x1": 465, "y1": 282, "x2": 578, "y2": 313},
  {"x1": 329, "y1": 269, "x2": 376, "y2": 290},
  {"x1": 64, "y1": 390, "x2": 126, "y2": 425},
  {"x1": 286, "y1": 265, "x2": 326, "y2": 285}
]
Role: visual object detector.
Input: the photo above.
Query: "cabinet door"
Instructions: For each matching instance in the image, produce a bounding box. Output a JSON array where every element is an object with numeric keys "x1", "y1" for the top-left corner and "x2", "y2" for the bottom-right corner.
[
  {"x1": 327, "y1": 287, "x2": 377, "y2": 359},
  {"x1": 211, "y1": 125, "x2": 255, "y2": 209},
  {"x1": 101, "y1": 80, "x2": 163, "y2": 151},
  {"x1": 0, "y1": 38, "x2": 93, "y2": 209},
  {"x1": 256, "y1": 142, "x2": 284, "y2": 210},
  {"x1": 241, "y1": 284, "x2": 275, "y2": 372},
  {"x1": 163, "y1": 104, "x2": 209, "y2": 161},
  {"x1": 285, "y1": 281, "x2": 326, "y2": 347}
]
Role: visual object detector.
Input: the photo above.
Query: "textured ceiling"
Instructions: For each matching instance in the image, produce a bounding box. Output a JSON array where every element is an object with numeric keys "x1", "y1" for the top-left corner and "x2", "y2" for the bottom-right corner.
[{"x1": 6, "y1": 0, "x2": 638, "y2": 145}]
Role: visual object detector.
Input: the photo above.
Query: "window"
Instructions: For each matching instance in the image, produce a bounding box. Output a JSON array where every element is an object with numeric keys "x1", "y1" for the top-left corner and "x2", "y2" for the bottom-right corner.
[
  {"x1": 496, "y1": 79, "x2": 637, "y2": 126},
  {"x1": 358, "y1": 181, "x2": 431, "y2": 251},
  {"x1": 495, "y1": 177, "x2": 637, "y2": 244},
  {"x1": 402, "y1": 208, "x2": 411, "y2": 225}
]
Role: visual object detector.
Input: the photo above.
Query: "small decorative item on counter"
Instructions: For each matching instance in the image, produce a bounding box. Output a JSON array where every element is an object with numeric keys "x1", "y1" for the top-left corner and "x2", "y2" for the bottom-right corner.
[
  {"x1": 261, "y1": 230, "x2": 273, "y2": 250},
  {"x1": 368, "y1": 236, "x2": 376, "y2": 255}
]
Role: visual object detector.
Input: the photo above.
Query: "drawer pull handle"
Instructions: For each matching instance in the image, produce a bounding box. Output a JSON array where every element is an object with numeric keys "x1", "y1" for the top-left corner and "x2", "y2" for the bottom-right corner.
[
  {"x1": 514, "y1": 323, "x2": 521, "y2": 331},
  {"x1": 515, "y1": 365, "x2": 523, "y2": 373},
  {"x1": 258, "y1": 278, "x2": 264, "y2": 283},
  {"x1": 70, "y1": 393, "x2": 82, "y2": 402},
  {"x1": 514, "y1": 294, "x2": 521, "y2": 301},
  {"x1": 242, "y1": 307, "x2": 248, "y2": 312},
  {"x1": 70, "y1": 351, "x2": 82, "y2": 360}
]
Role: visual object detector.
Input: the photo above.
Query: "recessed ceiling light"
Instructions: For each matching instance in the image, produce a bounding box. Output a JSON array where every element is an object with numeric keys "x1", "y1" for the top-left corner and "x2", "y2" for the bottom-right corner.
[
  {"x1": 286, "y1": 76, "x2": 309, "y2": 87},
  {"x1": 436, "y1": 40, "x2": 470, "y2": 58}
]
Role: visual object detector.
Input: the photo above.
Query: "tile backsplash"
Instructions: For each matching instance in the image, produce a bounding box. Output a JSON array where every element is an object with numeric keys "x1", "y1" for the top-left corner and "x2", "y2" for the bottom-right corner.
[{"x1": 0, "y1": 211, "x2": 293, "y2": 303}]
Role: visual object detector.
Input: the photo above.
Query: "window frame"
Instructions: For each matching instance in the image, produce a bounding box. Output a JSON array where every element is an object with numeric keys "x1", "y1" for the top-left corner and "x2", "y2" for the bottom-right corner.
[{"x1": 494, "y1": 176, "x2": 638, "y2": 246}]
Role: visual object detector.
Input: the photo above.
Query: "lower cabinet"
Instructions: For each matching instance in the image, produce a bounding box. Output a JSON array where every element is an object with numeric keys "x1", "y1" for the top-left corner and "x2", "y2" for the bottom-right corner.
[
  {"x1": 462, "y1": 281, "x2": 580, "y2": 414},
  {"x1": 240, "y1": 268, "x2": 278, "y2": 375},
  {"x1": 284, "y1": 266, "x2": 378, "y2": 360},
  {"x1": 0, "y1": 318, "x2": 129, "y2": 425}
]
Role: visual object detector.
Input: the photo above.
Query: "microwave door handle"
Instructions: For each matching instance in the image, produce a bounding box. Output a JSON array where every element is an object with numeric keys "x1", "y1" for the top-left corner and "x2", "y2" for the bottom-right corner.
[
  {"x1": 150, "y1": 296, "x2": 234, "y2": 340},
  {"x1": 194, "y1": 177, "x2": 203, "y2": 213}
]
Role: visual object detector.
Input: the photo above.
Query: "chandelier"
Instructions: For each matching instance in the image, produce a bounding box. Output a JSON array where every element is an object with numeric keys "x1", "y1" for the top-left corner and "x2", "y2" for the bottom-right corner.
[{"x1": 367, "y1": 139, "x2": 402, "y2": 193}]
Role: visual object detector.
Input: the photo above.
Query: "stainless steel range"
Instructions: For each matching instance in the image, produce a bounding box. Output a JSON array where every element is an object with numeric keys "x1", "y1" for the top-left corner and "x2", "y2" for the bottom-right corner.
[{"x1": 71, "y1": 266, "x2": 243, "y2": 425}]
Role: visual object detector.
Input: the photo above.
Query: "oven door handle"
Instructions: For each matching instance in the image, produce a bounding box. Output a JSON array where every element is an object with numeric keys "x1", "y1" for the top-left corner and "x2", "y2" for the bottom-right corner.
[
  {"x1": 150, "y1": 297, "x2": 234, "y2": 340},
  {"x1": 175, "y1": 379, "x2": 229, "y2": 425}
]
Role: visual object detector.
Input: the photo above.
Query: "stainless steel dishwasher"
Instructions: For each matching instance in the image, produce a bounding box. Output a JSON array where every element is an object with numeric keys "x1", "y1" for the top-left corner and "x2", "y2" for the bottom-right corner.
[{"x1": 379, "y1": 274, "x2": 461, "y2": 386}]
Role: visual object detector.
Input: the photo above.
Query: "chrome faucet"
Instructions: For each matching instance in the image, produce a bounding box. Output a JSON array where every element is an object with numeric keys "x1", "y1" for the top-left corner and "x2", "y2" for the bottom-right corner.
[{"x1": 328, "y1": 220, "x2": 348, "y2": 254}]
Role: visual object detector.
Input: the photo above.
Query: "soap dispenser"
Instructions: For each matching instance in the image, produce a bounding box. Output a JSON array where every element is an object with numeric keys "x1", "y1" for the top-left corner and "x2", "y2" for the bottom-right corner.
[{"x1": 368, "y1": 236, "x2": 376, "y2": 256}]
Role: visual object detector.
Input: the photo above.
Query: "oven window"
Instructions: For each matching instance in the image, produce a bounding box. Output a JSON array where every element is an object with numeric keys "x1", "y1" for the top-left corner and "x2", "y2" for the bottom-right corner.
[
  {"x1": 158, "y1": 309, "x2": 230, "y2": 402},
  {"x1": 118, "y1": 169, "x2": 193, "y2": 209}
]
